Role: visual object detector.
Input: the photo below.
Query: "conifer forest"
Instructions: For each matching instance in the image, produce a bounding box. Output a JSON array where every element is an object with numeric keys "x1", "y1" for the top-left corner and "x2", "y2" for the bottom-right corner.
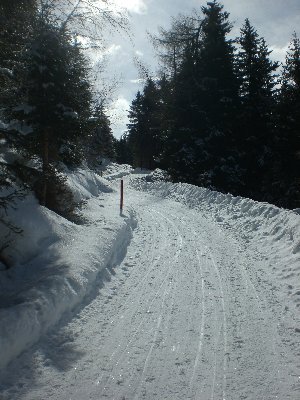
[{"x1": 122, "y1": 2, "x2": 300, "y2": 210}]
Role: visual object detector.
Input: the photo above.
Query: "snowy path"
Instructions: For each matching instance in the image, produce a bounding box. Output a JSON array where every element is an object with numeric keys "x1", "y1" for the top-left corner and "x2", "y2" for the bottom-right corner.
[{"x1": 1, "y1": 183, "x2": 299, "y2": 399}]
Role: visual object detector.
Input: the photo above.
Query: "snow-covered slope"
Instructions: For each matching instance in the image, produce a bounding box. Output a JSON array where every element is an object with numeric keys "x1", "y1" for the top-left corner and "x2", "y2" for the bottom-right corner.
[{"x1": 0, "y1": 167, "x2": 135, "y2": 371}]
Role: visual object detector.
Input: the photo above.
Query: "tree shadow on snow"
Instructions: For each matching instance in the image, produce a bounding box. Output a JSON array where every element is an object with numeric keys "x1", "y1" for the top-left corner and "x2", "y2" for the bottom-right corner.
[
  {"x1": 39, "y1": 330, "x2": 86, "y2": 372},
  {"x1": 0, "y1": 327, "x2": 85, "y2": 399},
  {"x1": 0, "y1": 222, "x2": 134, "y2": 398}
]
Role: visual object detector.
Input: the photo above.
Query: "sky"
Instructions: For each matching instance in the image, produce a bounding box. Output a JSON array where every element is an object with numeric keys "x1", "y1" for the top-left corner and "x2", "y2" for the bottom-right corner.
[{"x1": 97, "y1": 0, "x2": 300, "y2": 138}]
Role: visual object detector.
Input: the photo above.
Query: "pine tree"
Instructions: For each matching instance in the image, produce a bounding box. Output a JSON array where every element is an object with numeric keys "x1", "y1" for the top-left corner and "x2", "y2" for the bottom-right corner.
[
  {"x1": 0, "y1": 1, "x2": 37, "y2": 134},
  {"x1": 127, "y1": 79, "x2": 162, "y2": 170},
  {"x1": 0, "y1": 1, "x2": 37, "y2": 257},
  {"x1": 161, "y1": 1, "x2": 240, "y2": 191},
  {"x1": 0, "y1": 0, "x2": 37, "y2": 84},
  {"x1": 115, "y1": 134, "x2": 133, "y2": 165},
  {"x1": 10, "y1": 19, "x2": 92, "y2": 212},
  {"x1": 0, "y1": 0, "x2": 37, "y2": 155},
  {"x1": 275, "y1": 33, "x2": 300, "y2": 207},
  {"x1": 86, "y1": 103, "x2": 116, "y2": 168},
  {"x1": 127, "y1": 91, "x2": 144, "y2": 168},
  {"x1": 236, "y1": 19, "x2": 278, "y2": 198},
  {"x1": 161, "y1": 40, "x2": 202, "y2": 183},
  {"x1": 155, "y1": 74, "x2": 174, "y2": 162}
]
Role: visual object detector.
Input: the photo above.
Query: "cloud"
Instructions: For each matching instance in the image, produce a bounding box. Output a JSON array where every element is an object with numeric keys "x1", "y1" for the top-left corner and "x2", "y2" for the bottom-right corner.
[
  {"x1": 121, "y1": 0, "x2": 148, "y2": 14},
  {"x1": 270, "y1": 44, "x2": 290, "y2": 63}
]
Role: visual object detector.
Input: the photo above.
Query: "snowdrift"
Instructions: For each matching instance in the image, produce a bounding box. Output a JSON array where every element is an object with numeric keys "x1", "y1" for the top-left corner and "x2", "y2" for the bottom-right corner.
[
  {"x1": 0, "y1": 168, "x2": 135, "y2": 371},
  {"x1": 130, "y1": 176, "x2": 300, "y2": 314}
]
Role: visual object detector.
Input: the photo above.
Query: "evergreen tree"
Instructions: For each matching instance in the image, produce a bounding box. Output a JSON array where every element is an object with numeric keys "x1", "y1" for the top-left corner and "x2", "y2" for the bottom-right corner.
[
  {"x1": 161, "y1": 37, "x2": 202, "y2": 183},
  {"x1": 275, "y1": 33, "x2": 300, "y2": 207},
  {"x1": 236, "y1": 19, "x2": 278, "y2": 198},
  {"x1": 86, "y1": 104, "x2": 116, "y2": 168},
  {"x1": 0, "y1": 0, "x2": 37, "y2": 97},
  {"x1": 127, "y1": 91, "x2": 144, "y2": 168},
  {"x1": 10, "y1": 19, "x2": 92, "y2": 211},
  {"x1": 115, "y1": 134, "x2": 133, "y2": 165},
  {"x1": 155, "y1": 74, "x2": 174, "y2": 162},
  {"x1": 127, "y1": 79, "x2": 162, "y2": 169},
  {"x1": 161, "y1": 1, "x2": 240, "y2": 191},
  {"x1": 0, "y1": 0, "x2": 37, "y2": 157},
  {"x1": 0, "y1": 0, "x2": 37, "y2": 254}
]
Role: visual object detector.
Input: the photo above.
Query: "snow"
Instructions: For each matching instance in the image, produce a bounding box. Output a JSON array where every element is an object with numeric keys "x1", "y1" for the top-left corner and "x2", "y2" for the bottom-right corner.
[
  {"x1": 66, "y1": 167, "x2": 114, "y2": 202},
  {"x1": 13, "y1": 104, "x2": 36, "y2": 115},
  {"x1": 0, "y1": 68, "x2": 13, "y2": 78},
  {"x1": 57, "y1": 103, "x2": 78, "y2": 119},
  {"x1": 103, "y1": 162, "x2": 134, "y2": 181},
  {"x1": 0, "y1": 165, "x2": 300, "y2": 399},
  {"x1": 5, "y1": 120, "x2": 33, "y2": 135},
  {"x1": 131, "y1": 175, "x2": 300, "y2": 312},
  {"x1": 0, "y1": 167, "x2": 135, "y2": 371},
  {"x1": 0, "y1": 120, "x2": 8, "y2": 131}
]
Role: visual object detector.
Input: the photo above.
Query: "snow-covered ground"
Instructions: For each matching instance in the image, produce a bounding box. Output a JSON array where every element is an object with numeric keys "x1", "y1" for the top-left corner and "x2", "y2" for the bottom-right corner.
[
  {"x1": 0, "y1": 167, "x2": 135, "y2": 372},
  {"x1": 0, "y1": 164, "x2": 300, "y2": 399}
]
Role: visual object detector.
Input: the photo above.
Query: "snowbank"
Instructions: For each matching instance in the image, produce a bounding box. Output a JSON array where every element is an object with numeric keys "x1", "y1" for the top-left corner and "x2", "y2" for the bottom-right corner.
[
  {"x1": 130, "y1": 177, "x2": 300, "y2": 312},
  {"x1": 0, "y1": 167, "x2": 135, "y2": 371},
  {"x1": 67, "y1": 168, "x2": 114, "y2": 202},
  {"x1": 104, "y1": 162, "x2": 134, "y2": 181}
]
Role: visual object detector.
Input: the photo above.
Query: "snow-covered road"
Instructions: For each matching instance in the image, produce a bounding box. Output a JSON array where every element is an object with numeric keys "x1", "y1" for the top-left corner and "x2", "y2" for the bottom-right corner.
[{"x1": 1, "y1": 174, "x2": 300, "y2": 399}]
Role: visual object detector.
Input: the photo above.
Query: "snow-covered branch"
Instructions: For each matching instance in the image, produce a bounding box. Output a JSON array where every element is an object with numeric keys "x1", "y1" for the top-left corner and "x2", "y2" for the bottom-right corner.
[{"x1": 0, "y1": 68, "x2": 14, "y2": 79}]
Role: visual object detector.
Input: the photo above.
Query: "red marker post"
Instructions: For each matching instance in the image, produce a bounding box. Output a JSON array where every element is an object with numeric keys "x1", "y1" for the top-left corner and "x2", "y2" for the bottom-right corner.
[{"x1": 120, "y1": 179, "x2": 124, "y2": 212}]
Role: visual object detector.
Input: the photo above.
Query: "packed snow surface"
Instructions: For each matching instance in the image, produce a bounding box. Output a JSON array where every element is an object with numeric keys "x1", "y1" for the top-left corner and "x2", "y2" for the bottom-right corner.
[{"x1": 0, "y1": 165, "x2": 300, "y2": 400}]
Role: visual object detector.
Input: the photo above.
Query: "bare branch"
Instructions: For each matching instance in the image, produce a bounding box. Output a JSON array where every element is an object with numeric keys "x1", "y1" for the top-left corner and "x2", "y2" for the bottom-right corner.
[{"x1": 39, "y1": 0, "x2": 129, "y2": 48}]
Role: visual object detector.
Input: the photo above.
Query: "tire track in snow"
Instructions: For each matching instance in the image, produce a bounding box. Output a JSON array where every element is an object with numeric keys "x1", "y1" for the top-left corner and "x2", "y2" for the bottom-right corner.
[
  {"x1": 177, "y1": 212, "x2": 228, "y2": 400},
  {"x1": 113, "y1": 206, "x2": 205, "y2": 399},
  {"x1": 208, "y1": 247, "x2": 228, "y2": 400},
  {"x1": 152, "y1": 210, "x2": 218, "y2": 400},
  {"x1": 210, "y1": 310, "x2": 223, "y2": 400},
  {"x1": 197, "y1": 234, "x2": 229, "y2": 400},
  {"x1": 97, "y1": 210, "x2": 171, "y2": 394},
  {"x1": 188, "y1": 247, "x2": 206, "y2": 392},
  {"x1": 132, "y1": 208, "x2": 184, "y2": 400},
  {"x1": 168, "y1": 211, "x2": 226, "y2": 400},
  {"x1": 158, "y1": 210, "x2": 225, "y2": 400},
  {"x1": 99, "y1": 207, "x2": 183, "y2": 398},
  {"x1": 200, "y1": 216, "x2": 282, "y2": 400},
  {"x1": 212, "y1": 223, "x2": 281, "y2": 397},
  {"x1": 163, "y1": 212, "x2": 207, "y2": 397},
  {"x1": 185, "y1": 221, "x2": 225, "y2": 400}
]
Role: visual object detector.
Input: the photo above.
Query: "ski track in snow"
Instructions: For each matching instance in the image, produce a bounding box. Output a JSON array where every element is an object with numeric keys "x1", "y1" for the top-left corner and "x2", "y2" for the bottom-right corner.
[{"x1": 1, "y1": 175, "x2": 300, "y2": 400}]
